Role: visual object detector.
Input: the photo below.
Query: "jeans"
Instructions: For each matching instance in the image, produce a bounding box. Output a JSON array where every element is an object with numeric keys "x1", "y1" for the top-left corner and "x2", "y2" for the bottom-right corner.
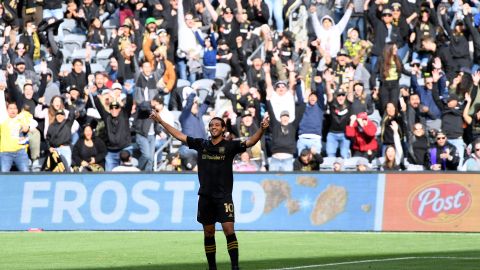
[
  {"x1": 397, "y1": 44, "x2": 409, "y2": 63},
  {"x1": 105, "y1": 145, "x2": 134, "y2": 171},
  {"x1": 28, "y1": 128, "x2": 41, "y2": 160},
  {"x1": 176, "y1": 58, "x2": 196, "y2": 83},
  {"x1": 296, "y1": 136, "x2": 322, "y2": 156},
  {"x1": 43, "y1": 8, "x2": 64, "y2": 20},
  {"x1": 178, "y1": 145, "x2": 198, "y2": 161},
  {"x1": 269, "y1": 156, "x2": 293, "y2": 172},
  {"x1": 265, "y1": 0, "x2": 284, "y2": 31},
  {"x1": 136, "y1": 134, "x2": 156, "y2": 171},
  {"x1": 203, "y1": 67, "x2": 216, "y2": 80},
  {"x1": 326, "y1": 132, "x2": 351, "y2": 158},
  {"x1": 0, "y1": 150, "x2": 30, "y2": 172},
  {"x1": 55, "y1": 145, "x2": 72, "y2": 169},
  {"x1": 344, "y1": 16, "x2": 366, "y2": 40}
]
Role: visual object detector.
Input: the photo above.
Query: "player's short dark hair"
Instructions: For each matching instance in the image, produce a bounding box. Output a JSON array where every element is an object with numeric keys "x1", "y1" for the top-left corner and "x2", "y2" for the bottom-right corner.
[
  {"x1": 209, "y1": 117, "x2": 226, "y2": 128},
  {"x1": 119, "y1": 150, "x2": 131, "y2": 163},
  {"x1": 72, "y1": 58, "x2": 83, "y2": 66}
]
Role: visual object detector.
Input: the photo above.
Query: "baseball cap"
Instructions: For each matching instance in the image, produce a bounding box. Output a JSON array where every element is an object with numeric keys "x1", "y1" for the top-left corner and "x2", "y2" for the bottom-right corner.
[
  {"x1": 382, "y1": 8, "x2": 393, "y2": 15},
  {"x1": 55, "y1": 109, "x2": 65, "y2": 115},
  {"x1": 357, "y1": 112, "x2": 368, "y2": 120},
  {"x1": 109, "y1": 101, "x2": 121, "y2": 109},
  {"x1": 241, "y1": 110, "x2": 252, "y2": 118},
  {"x1": 356, "y1": 157, "x2": 369, "y2": 167},
  {"x1": 274, "y1": 80, "x2": 287, "y2": 88},
  {"x1": 280, "y1": 110, "x2": 290, "y2": 117},
  {"x1": 300, "y1": 148, "x2": 311, "y2": 157},
  {"x1": 447, "y1": 93, "x2": 459, "y2": 102},
  {"x1": 145, "y1": 17, "x2": 156, "y2": 26},
  {"x1": 111, "y1": 82, "x2": 123, "y2": 91},
  {"x1": 337, "y1": 49, "x2": 349, "y2": 57},
  {"x1": 15, "y1": 58, "x2": 26, "y2": 66}
]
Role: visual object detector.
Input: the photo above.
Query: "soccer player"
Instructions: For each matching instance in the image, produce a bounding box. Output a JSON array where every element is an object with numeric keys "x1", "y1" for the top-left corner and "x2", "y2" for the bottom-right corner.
[{"x1": 150, "y1": 110, "x2": 270, "y2": 270}]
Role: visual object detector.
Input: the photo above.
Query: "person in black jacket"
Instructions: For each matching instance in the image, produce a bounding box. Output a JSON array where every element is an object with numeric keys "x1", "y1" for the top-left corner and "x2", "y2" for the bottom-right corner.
[
  {"x1": 93, "y1": 89, "x2": 134, "y2": 171},
  {"x1": 425, "y1": 130, "x2": 460, "y2": 171},
  {"x1": 59, "y1": 48, "x2": 92, "y2": 95},
  {"x1": 134, "y1": 95, "x2": 164, "y2": 171},
  {"x1": 72, "y1": 123, "x2": 107, "y2": 171},
  {"x1": 46, "y1": 108, "x2": 76, "y2": 168}
]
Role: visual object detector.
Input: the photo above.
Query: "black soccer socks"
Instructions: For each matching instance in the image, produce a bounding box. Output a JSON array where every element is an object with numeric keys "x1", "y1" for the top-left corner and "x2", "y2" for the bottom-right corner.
[
  {"x1": 204, "y1": 236, "x2": 216, "y2": 269},
  {"x1": 226, "y1": 233, "x2": 239, "y2": 268}
]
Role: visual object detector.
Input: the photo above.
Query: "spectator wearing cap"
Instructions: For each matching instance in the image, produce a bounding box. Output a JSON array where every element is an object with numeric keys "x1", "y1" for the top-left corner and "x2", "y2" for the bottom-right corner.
[
  {"x1": 344, "y1": 0, "x2": 367, "y2": 40},
  {"x1": 133, "y1": 94, "x2": 166, "y2": 171},
  {"x1": 42, "y1": 68, "x2": 61, "y2": 105},
  {"x1": 346, "y1": 112, "x2": 378, "y2": 161},
  {"x1": 309, "y1": 3, "x2": 353, "y2": 58},
  {"x1": 195, "y1": 29, "x2": 218, "y2": 80},
  {"x1": 6, "y1": 63, "x2": 46, "y2": 116},
  {"x1": 410, "y1": 62, "x2": 442, "y2": 132},
  {"x1": 463, "y1": 138, "x2": 480, "y2": 171},
  {"x1": 35, "y1": 95, "x2": 80, "y2": 141},
  {"x1": 10, "y1": 42, "x2": 35, "y2": 72},
  {"x1": 342, "y1": 27, "x2": 372, "y2": 65},
  {"x1": 112, "y1": 150, "x2": 141, "y2": 172},
  {"x1": 324, "y1": 71, "x2": 352, "y2": 159},
  {"x1": 9, "y1": 57, "x2": 39, "y2": 92},
  {"x1": 93, "y1": 86, "x2": 134, "y2": 171},
  {"x1": 204, "y1": 1, "x2": 244, "y2": 49},
  {"x1": 439, "y1": 93, "x2": 466, "y2": 167},
  {"x1": 293, "y1": 148, "x2": 322, "y2": 171},
  {"x1": 266, "y1": 105, "x2": 300, "y2": 172},
  {"x1": 264, "y1": 64, "x2": 296, "y2": 123},
  {"x1": 0, "y1": 96, "x2": 32, "y2": 172},
  {"x1": 296, "y1": 77, "x2": 325, "y2": 156},
  {"x1": 425, "y1": 130, "x2": 459, "y2": 171},
  {"x1": 389, "y1": 2, "x2": 411, "y2": 62},
  {"x1": 364, "y1": 1, "x2": 402, "y2": 75},
  {"x1": 46, "y1": 106, "x2": 76, "y2": 169}
]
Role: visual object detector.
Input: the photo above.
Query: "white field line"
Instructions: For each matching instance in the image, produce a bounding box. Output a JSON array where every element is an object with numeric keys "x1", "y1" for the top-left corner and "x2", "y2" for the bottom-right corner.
[{"x1": 265, "y1": 256, "x2": 480, "y2": 270}]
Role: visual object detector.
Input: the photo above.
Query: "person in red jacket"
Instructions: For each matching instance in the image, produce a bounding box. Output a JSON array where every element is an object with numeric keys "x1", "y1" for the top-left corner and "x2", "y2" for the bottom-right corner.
[{"x1": 345, "y1": 112, "x2": 378, "y2": 162}]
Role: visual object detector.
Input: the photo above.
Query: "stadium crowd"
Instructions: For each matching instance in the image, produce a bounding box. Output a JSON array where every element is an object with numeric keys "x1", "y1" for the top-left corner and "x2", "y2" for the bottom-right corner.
[{"x1": 1, "y1": 0, "x2": 480, "y2": 173}]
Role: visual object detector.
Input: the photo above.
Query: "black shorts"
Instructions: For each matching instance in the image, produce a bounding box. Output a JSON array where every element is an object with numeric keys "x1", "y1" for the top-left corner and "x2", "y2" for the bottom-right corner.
[{"x1": 197, "y1": 196, "x2": 235, "y2": 225}]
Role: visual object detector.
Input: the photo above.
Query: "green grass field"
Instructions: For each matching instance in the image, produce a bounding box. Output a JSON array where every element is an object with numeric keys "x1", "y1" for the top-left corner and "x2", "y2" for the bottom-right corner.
[{"x1": 0, "y1": 231, "x2": 479, "y2": 270}]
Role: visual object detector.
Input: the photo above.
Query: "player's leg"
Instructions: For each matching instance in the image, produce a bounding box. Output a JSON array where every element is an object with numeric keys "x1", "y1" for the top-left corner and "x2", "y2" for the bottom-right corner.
[
  {"x1": 203, "y1": 224, "x2": 217, "y2": 270},
  {"x1": 198, "y1": 196, "x2": 217, "y2": 270},
  {"x1": 221, "y1": 222, "x2": 239, "y2": 270}
]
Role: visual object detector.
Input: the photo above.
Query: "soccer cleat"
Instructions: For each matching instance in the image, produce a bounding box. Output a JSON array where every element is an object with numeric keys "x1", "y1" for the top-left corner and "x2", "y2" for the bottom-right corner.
[{"x1": 232, "y1": 267, "x2": 240, "y2": 270}]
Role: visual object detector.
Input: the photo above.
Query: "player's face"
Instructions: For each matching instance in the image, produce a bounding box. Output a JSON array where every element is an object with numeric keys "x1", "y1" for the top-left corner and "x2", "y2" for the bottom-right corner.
[{"x1": 209, "y1": 119, "x2": 225, "y2": 138}]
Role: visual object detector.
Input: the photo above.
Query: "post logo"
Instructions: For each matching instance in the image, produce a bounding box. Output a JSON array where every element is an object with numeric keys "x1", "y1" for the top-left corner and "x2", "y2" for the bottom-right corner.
[{"x1": 408, "y1": 182, "x2": 472, "y2": 223}]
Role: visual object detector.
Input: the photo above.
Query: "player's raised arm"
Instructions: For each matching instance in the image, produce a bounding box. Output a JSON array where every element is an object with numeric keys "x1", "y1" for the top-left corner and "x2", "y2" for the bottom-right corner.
[
  {"x1": 150, "y1": 110, "x2": 187, "y2": 143},
  {"x1": 244, "y1": 115, "x2": 269, "y2": 148}
]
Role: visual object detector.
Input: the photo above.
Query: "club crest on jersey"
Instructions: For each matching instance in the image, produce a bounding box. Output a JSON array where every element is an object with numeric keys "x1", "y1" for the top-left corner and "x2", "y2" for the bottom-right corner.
[{"x1": 218, "y1": 147, "x2": 225, "y2": 154}]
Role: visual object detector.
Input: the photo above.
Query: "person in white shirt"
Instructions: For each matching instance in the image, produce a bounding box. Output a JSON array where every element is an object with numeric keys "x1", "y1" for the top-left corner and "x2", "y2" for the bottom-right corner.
[{"x1": 112, "y1": 150, "x2": 140, "y2": 172}]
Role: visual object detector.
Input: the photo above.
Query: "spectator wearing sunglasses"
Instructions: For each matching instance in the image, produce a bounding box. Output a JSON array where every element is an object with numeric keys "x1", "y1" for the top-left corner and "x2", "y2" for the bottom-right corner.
[
  {"x1": 463, "y1": 138, "x2": 480, "y2": 171},
  {"x1": 425, "y1": 130, "x2": 459, "y2": 171}
]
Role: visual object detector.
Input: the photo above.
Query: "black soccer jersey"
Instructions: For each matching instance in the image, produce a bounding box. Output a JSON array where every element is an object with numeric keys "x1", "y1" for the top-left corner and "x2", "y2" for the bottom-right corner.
[{"x1": 187, "y1": 137, "x2": 246, "y2": 198}]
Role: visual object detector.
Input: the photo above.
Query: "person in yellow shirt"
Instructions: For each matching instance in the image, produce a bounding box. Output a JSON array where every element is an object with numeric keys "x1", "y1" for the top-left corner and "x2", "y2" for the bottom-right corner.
[{"x1": 0, "y1": 101, "x2": 32, "y2": 172}]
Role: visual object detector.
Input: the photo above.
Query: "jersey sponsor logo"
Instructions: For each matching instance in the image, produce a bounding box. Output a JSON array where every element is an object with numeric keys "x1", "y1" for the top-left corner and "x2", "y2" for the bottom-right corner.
[{"x1": 408, "y1": 181, "x2": 472, "y2": 223}]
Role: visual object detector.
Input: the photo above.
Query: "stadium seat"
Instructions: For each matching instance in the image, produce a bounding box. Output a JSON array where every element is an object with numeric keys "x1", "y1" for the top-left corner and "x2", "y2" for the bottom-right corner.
[
  {"x1": 90, "y1": 63, "x2": 105, "y2": 73},
  {"x1": 70, "y1": 48, "x2": 97, "y2": 61},
  {"x1": 191, "y1": 79, "x2": 215, "y2": 91},
  {"x1": 215, "y1": 63, "x2": 231, "y2": 82},
  {"x1": 60, "y1": 19, "x2": 77, "y2": 36},
  {"x1": 95, "y1": 48, "x2": 113, "y2": 69},
  {"x1": 176, "y1": 79, "x2": 191, "y2": 89},
  {"x1": 320, "y1": 157, "x2": 336, "y2": 171},
  {"x1": 63, "y1": 34, "x2": 86, "y2": 55}
]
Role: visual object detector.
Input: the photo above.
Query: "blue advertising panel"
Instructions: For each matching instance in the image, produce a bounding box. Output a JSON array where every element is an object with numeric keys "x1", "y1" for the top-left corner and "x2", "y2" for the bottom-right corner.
[{"x1": 0, "y1": 173, "x2": 379, "y2": 231}]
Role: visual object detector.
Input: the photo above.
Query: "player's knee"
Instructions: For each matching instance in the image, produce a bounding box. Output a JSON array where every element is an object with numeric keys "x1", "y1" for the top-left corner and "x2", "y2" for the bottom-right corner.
[{"x1": 203, "y1": 226, "x2": 215, "y2": 237}]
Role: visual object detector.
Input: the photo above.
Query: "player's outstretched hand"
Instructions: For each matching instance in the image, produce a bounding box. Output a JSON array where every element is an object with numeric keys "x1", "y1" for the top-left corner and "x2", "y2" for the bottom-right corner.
[
  {"x1": 149, "y1": 110, "x2": 162, "y2": 123},
  {"x1": 261, "y1": 115, "x2": 270, "y2": 130}
]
